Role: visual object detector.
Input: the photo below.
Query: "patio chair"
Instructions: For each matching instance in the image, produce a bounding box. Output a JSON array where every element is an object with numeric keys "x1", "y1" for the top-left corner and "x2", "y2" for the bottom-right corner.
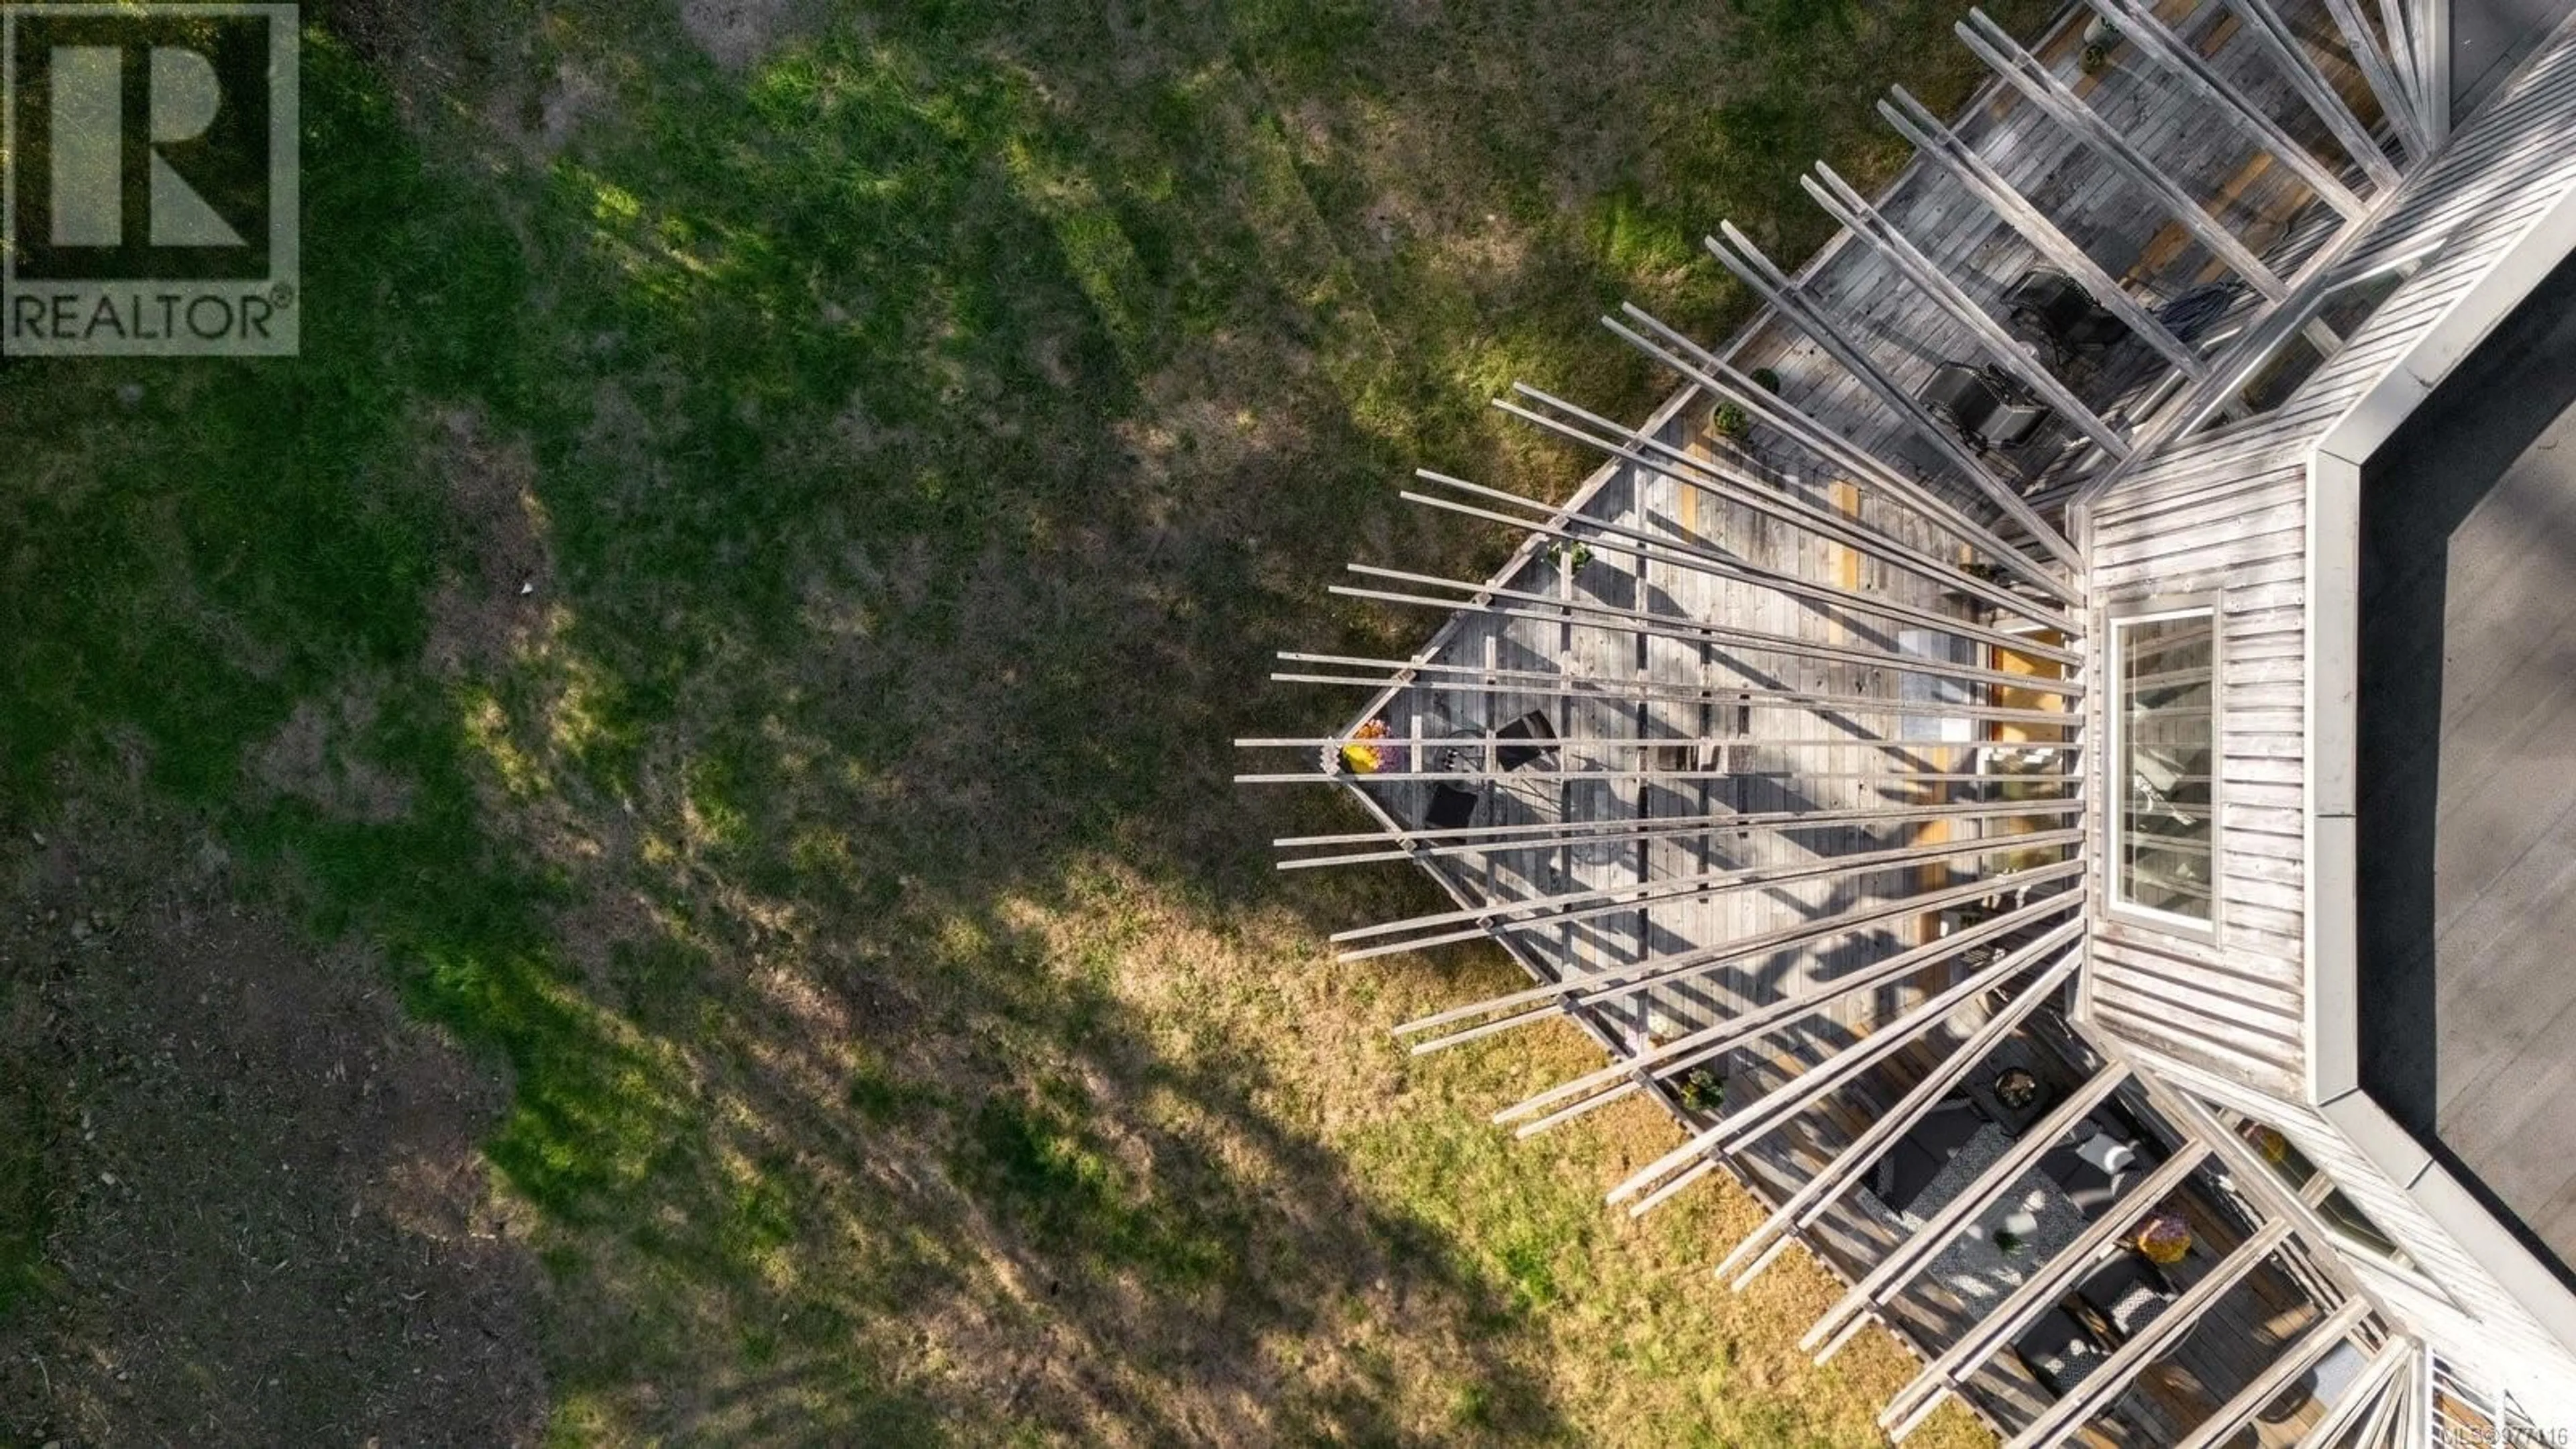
[
  {"x1": 2012, "y1": 1305, "x2": 2109, "y2": 1397},
  {"x1": 2006, "y1": 268, "x2": 2129, "y2": 361},
  {"x1": 1919, "y1": 363, "x2": 2053, "y2": 454},
  {"x1": 1493, "y1": 709, "x2": 1558, "y2": 770},
  {"x1": 1874, "y1": 1097, "x2": 1988, "y2": 1216},
  {"x1": 2074, "y1": 1250, "x2": 2177, "y2": 1344},
  {"x1": 2041, "y1": 1126, "x2": 2149, "y2": 1220},
  {"x1": 1423, "y1": 781, "x2": 1481, "y2": 830}
]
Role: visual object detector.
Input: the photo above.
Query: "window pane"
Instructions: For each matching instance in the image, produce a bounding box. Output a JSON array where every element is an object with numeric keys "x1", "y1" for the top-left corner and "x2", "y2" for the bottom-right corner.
[
  {"x1": 2202, "y1": 259, "x2": 2424, "y2": 429},
  {"x1": 2116, "y1": 612, "x2": 2214, "y2": 920}
]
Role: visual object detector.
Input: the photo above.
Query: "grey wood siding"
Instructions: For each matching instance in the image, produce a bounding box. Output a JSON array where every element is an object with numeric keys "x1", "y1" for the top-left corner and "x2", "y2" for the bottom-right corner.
[{"x1": 2082, "y1": 15, "x2": 2576, "y2": 1085}]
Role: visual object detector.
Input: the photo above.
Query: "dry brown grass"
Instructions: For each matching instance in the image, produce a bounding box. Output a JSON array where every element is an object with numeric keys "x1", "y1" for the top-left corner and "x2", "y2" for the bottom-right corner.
[{"x1": 0, "y1": 0, "x2": 2060, "y2": 1440}]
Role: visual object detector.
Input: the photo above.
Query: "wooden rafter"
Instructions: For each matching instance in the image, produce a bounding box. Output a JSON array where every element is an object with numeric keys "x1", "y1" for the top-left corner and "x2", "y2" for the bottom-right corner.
[
  {"x1": 1607, "y1": 925, "x2": 2086, "y2": 1211},
  {"x1": 1276, "y1": 796, "x2": 2080, "y2": 855},
  {"x1": 1324, "y1": 833, "x2": 2082, "y2": 963},
  {"x1": 2292, "y1": 1337, "x2": 2417, "y2": 1448},
  {"x1": 1587, "y1": 314, "x2": 2085, "y2": 608},
  {"x1": 2083, "y1": 0, "x2": 2371, "y2": 218},
  {"x1": 1494, "y1": 901, "x2": 2077, "y2": 1136},
  {"x1": 1956, "y1": 9, "x2": 2290, "y2": 300},
  {"x1": 2318, "y1": 0, "x2": 2431, "y2": 159},
  {"x1": 1709, "y1": 933, "x2": 2088, "y2": 1290},
  {"x1": 1799, "y1": 162, "x2": 2131, "y2": 457},
  {"x1": 2217, "y1": 0, "x2": 2406, "y2": 190},
  {"x1": 1802, "y1": 1064, "x2": 2132, "y2": 1356},
  {"x1": 1389, "y1": 452, "x2": 2078, "y2": 648},
  {"x1": 1393, "y1": 863, "x2": 2088, "y2": 1053},
  {"x1": 1271, "y1": 651, "x2": 2080, "y2": 727},
  {"x1": 1703, "y1": 222, "x2": 2089, "y2": 570},
  {"x1": 2171, "y1": 1296, "x2": 2377, "y2": 1449},
  {"x1": 1874, "y1": 85, "x2": 2210, "y2": 380},
  {"x1": 1881, "y1": 1139, "x2": 2218, "y2": 1440},
  {"x1": 2004, "y1": 1218, "x2": 2300, "y2": 1448},
  {"x1": 1491, "y1": 385, "x2": 2078, "y2": 627}
]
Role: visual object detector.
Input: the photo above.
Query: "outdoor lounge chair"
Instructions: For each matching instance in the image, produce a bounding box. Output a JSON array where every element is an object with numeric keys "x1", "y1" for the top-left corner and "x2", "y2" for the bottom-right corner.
[
  {"x1": 1919, "y1": 363, "x2": 2053, "y2": 453},
  {"x1": 1494, "y1": 709, "x2": 1558, "y2": 770},
  {"x1": 2041, "y1": 1126, "x2": 2149, "y2": 1220},
  {"x1": 2012, "y1": 1305, "x2": 2108, "y2": 1397},
  {"x1": 1874, "y1": 1097, "x2": 1988, "y2": 1216},
  {"x1": 2006, "y1": 268, "x2": 2129, "y2": 360},
  {"x1": 2074, "y1": 1250, "x2": 2176, "y2": 1343}
]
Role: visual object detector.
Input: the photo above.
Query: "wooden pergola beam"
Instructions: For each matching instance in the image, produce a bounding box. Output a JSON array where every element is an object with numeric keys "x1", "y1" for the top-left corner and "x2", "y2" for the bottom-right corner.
[
  {"x1": 1801, "y1": 1063, "x2": 2131, "y2": 1355},
  {"x1": 1277, "y1": 795, "x2": 2080, "y2": 853},
  {"x1": 1281, "y1": 800, "x2": 2082, "y2": 875},
  {"x1": 1801, "y1": 162, "x2": 2131, "y2": 457},
  {"x1": 1876, "y1": 87, "x2": 2210, "y2": 380},
  {"x1": 2171, "y1": 1296, "x2": 2377, "y2": 1449},
  {"x1": 1273, "y1": 649, "x2": 2081, "y2": 727},
  {"x1": 2086, "y1": 0, "x2": 2371, "y2": 218},
  {"x1": 2414, "y1": 0, "x2": 2451, "y2": 150},
  {"x1": 1959, "y1": 9, "x2": 2291, "y2": 302},
  {"x1": 1885, "y1": 1139, "x2": 2218, "y2": 1439},
  {"x1": 1331, "y1": 574, "x2": 2079, "y2": 696},
  {"x1": 2217, "y1": 0, "x2": 2406, "y2": 190},
  {"x1": 2291, "y1": 1338, "x2": 2416, "y2": 1448},
  {"x1": 1328, "y1": 830, "x2": 2082, "y2": 961},
  {"x1": 1352, "y1": 525, "x2": 2082, "y2": 681},
  {"x1": 1703, "y1": 222, "x2": 2089, "y2": 571},
  {"x1": 2318, "y1": 0, "x2": 2430, "y2": 159},
  {"x1": 1491, "y1": 390, "x2": 2076, "y2": 634},
  {"x1": 1496, "y1": 899, "x2": 2074, "y2": 1133},
  {"x1": 2005, "y1": 1218, "x2": 2298, "y2": 1449},
  {"x1": 1394, "y1": 864, "x2": 2086, "y2": 1049},
  {"x1": 2377, "y1": 0, "x2": 2423, "y2": 115},
  {"x1": 1710, "y1": 932, "x2": 2087, "y2": 1289},
  {"x1": 2103, "y1": 1048, "x2": 2394, "y2": 1319},
  {"x1": 1590, "y1": 314, "x2": 2084, "y2": 608},
  {"x1": 1395, "y1": 444, "x2": 2080, "y2": 650},
  {"x1": 1608, "y1": 924, "x2": 2086, "y2": 1210}
]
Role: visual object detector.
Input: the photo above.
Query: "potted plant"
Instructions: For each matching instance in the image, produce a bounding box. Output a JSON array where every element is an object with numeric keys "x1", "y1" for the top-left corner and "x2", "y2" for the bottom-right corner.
[
  {"x1": 2080, "y1": 42, "x2": 2110, "y2": 73},
  {"x1": 1338, "y1": 718, "x2": 1394, "y2": 775},
  {"x1": 1547, "y1": 539, "x2": 1593, "y2": 572},
  {"x1": 2134, "y1": 1209, "x2": 2192, "y2": 1265},
  {"x1": 1675, "y1": 1066, "x2": 1724, "y2": 1115},
  {"x1": 1749, "y1": 366, "x2": 1782, "y2": 393},
  {"x1": 1713, "y1": 400, "x2": 1754, "y2": 441}
]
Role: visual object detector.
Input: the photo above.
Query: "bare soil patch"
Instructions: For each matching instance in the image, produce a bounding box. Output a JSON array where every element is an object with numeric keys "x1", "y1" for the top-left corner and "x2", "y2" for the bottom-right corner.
[{"x1": 0, "y1": 788, "x2": 545, "y2": 1446}]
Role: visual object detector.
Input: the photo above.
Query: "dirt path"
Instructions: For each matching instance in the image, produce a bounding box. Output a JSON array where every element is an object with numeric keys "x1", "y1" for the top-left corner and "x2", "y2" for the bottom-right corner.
[{"x1": 0, "y1": 788, "x2": 545, "y2": 1446}]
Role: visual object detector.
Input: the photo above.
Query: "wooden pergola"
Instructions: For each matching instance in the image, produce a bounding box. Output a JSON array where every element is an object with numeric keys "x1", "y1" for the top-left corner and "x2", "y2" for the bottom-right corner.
[{"x1": 1244, "y1": 1, "x2": 2468, "y2": 1441}]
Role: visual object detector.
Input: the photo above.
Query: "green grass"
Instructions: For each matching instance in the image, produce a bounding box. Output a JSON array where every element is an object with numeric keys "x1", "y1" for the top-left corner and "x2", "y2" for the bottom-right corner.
[{"x1": 0, "y1": 0, "x2": 2055, "y2": 1440}]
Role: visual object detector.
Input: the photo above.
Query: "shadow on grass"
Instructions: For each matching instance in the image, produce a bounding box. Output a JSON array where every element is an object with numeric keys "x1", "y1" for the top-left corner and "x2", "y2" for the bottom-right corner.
[{"x1": 1, "y1": 0, "x2": 2051, "y2": 1440}]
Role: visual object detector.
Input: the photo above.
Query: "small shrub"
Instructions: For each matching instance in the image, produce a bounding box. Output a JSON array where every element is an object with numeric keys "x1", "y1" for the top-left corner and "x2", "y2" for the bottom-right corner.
[{"x1": 1674, "y1": 1067, "x2": 1724, "y2": 1114}]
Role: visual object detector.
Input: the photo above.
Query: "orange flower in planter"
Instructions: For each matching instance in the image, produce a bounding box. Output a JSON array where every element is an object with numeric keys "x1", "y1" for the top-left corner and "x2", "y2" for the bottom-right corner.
[{"x1": 1340, "y1": 719, "x2": 1391, "y2": 774}]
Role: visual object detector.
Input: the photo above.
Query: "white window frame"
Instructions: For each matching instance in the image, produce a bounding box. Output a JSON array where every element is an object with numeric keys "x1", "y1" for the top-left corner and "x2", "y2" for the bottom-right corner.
[
  {"x1": 2194, "y1": 249, "x2": 2438, "y2": 435},
  {"x1": 2106, "y1": 602, "x2": 2220, "y2": 936}
]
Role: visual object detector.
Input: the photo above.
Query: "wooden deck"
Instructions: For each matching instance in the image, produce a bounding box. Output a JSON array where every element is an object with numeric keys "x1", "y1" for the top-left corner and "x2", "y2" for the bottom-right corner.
[
  {"x1": 1277, "y1": 1, "x2": 2440, "y2": 1439},
  {"x1": 1720, "y1": 0, "x2": 2392, "y2": 519}
]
